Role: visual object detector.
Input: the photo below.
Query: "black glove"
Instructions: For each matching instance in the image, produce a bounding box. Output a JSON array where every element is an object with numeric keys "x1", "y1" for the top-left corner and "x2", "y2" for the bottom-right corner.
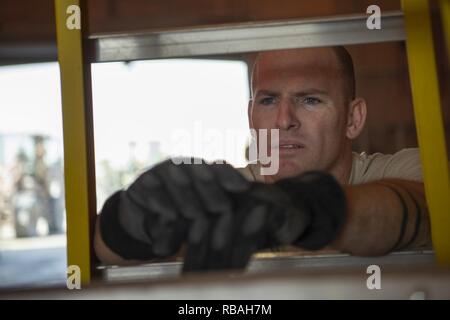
[
  {"x1": 107, "y1": 158, "x2": 308, "y2": 272},
  {"x1": 275, "y1": 171, "x2": 347, "y2": 250},
  {"x1": 117, "y1": 158, "x2": 254, "y2": 261},
  {"x1": 99, "y1": 158, "x2": 346, "y2": 272},
  {"x1": 181, "y1": 179, "x2": 311, "y2": 272}
]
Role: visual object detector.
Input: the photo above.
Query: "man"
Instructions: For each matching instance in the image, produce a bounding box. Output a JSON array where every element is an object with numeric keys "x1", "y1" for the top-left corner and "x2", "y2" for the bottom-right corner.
[{"x1": 94, "y1": 46, "x2": 430, "y2": 269}]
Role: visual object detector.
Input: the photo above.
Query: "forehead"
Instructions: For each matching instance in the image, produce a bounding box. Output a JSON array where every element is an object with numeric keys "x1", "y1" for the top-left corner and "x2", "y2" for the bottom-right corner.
[{"x1": 252, "y1": 48, "x2": 342, "y2": 92}]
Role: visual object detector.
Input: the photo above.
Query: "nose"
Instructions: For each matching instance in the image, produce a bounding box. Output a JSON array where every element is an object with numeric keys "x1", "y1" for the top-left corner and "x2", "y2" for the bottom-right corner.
[{"x1": 275, "y1": 98, "x2": 300, "y2": 131}]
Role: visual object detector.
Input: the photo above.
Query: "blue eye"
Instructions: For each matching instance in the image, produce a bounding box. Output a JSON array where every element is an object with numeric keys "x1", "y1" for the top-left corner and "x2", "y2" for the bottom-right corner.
[
  {"x1": 303, "y1": 97, "x2": 322, "y2": 105},
  {"x1": 259, "y1": 97, "x2": 276, "y2": 106}
]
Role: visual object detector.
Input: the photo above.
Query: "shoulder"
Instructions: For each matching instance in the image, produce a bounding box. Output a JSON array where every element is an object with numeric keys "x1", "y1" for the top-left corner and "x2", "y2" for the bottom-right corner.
[{"x1": 350, "y1": 148, "x2": 422, "y2": 184}]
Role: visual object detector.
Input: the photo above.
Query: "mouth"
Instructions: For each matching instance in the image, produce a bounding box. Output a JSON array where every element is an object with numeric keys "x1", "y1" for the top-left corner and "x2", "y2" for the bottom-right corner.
[
  {"x1": 273, "y1": 141, "x2": 305, "y2": 149},
  {"x1": 279, "y1": 144, "x2": 304, "y2": 149},
  {"x1": 272, "y1": 141, "x2": 305, "y2": 154}
]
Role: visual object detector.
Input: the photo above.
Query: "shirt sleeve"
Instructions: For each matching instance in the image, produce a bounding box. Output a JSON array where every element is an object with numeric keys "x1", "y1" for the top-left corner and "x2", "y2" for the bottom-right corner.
[{"x1": 365, "y1": 148, "x2": 423, "y2": 182}]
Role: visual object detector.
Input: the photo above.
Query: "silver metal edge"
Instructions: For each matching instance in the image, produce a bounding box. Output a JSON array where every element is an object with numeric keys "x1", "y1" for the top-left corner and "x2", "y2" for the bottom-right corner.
[{"x1": 90, "y1": 11, "x2": 405, "y2": 62}]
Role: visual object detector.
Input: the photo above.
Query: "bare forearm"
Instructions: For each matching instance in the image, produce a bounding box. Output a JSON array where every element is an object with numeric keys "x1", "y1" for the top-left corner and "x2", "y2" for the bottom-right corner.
[{"x1": 332, "y1": 179, "x2": 431, "y2": 256}]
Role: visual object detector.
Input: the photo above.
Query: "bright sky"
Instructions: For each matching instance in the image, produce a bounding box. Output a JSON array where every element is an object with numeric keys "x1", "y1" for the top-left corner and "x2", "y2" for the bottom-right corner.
[
  {"x1": 0, "y1": 63, "x2": 63, "y2": 138},
  {"x1": 0, "y1": 59, "x2": 251, "y2": 168}
]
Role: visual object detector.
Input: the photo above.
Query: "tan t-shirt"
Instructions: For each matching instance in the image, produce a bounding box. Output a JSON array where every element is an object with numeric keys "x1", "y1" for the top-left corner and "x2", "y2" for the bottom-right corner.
[
  {"x1": 237, "y1": 148, "x2": 424, "y2": 256},
  {"x1": 237, "y1": 148, "x2": 423, "y2": 184}
]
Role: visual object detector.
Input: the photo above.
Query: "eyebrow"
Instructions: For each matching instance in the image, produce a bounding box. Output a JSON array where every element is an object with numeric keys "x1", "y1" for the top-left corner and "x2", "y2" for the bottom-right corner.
[{"x1": 254, "y1": 88, "x2": 329, "y2": 98}]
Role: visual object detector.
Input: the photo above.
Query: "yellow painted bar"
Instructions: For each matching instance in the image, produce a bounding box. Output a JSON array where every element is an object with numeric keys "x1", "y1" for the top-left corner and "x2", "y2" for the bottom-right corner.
[
  {"x1": 54, "y1": 0, "x2": 92, "y2": 283},
  {"x1": 402, "y1": 0, "x2": 450, "y2": 265},
  {"x1": 441, "y1": 0, "x2": 450, "y2": 56}
]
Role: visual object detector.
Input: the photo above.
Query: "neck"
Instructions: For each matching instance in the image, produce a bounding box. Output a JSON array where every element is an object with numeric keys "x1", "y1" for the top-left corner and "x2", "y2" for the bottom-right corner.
[
  {"x1": 328, "y1": 149, "x2": 353, "y2": 185},
  {"x1": 262, "y1": 149, "x2": 353, "y2": 185}
]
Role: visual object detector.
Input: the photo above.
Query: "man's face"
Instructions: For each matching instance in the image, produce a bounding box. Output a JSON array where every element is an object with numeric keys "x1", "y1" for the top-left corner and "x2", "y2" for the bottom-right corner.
[{"x1": 249, "y1": 48, "x2": 350, "y2": 181}]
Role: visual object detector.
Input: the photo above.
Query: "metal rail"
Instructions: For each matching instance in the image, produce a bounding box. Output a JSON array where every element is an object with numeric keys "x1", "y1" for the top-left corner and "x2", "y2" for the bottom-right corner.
[
  {"x1": 99, "y1": 250, "x2": 435, "y2": 283},
  {"x1": 90, "y1": 12, "x2": 405, "y2": 62},
  {"x1": 3, "y1": 251, "x2": 449, "y2": 299}
]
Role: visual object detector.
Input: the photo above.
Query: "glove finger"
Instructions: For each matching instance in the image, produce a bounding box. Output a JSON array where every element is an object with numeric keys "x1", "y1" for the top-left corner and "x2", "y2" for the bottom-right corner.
[
  {"x1": 117, "y1": 191, "x2": 155, "y2": 244},
  {"x1": 203, "y1": 212, "x2": 235, "y2": 270},
  {"x1": 126, "y1": 168, "x2": 163, "y2": 207},
  {"x1": 118, "y1": 188, "x2": 189, "y2": 258},
  {"x1": 126, "y1": 167, "x2": 179, "y2": 222},
  {"x1": 295, "y1": 200, "x2": 339, "y2": 250},
  {"x1": 127, "y1": 164, "x2": 192, "y2": 254},
  {"x1": 184, "y1": 201, "x2": 266, "y2": 272},
  {"x1": 182, "y1": 217, "x2": 214, "y2": 273},
  {"x1": 125, "y1": 184, "x2": 188, "y2": 256},
  {"x1": 142, "y1": 186, "x2": 179, "y2": 222},
  {"x1": 154, "y1": 162, "x2": 204, "y2": 220},
  {"x1": 292, "y1": 171, "x2": 347, "y2": 250},
  {"x1": 187, "y1": 164, "x2": 233, "y2": 215},
  {"x1": 271, "y1": 205, "x2": 310, "y2": 245},
  {"x1": 149, "y1": 218, "x2": 188, "y2": 257},
  {"x1": 209, "y1": 162, "x2": 251, "y2": 193},
  {"x1": 228, "y1": 202, "x2": 269, "y2": 270}
]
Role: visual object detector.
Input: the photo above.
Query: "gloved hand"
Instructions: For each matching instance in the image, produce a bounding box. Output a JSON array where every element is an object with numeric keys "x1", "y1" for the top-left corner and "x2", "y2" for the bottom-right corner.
[
  {"x1": 275, "y1": 171, "x2": 347, "y2": 250},
  {"x1": 112, "y1": 158, "x2": 309, "y2": 272},
  {"x1": 99, "y1": 158, "x2": 346, "y2": 273}
]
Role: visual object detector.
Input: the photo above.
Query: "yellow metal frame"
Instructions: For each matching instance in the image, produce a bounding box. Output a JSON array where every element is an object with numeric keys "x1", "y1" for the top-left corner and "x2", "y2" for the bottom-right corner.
[
  {"x1": 402, "y1": 0, "x2": 450, "y2": 265},
  {"x1": 55, "y1": 0, "x2": 93, "y2": 283},
  {"x1": 54, "y1": 0, "x2": 450, "y2": 285}
]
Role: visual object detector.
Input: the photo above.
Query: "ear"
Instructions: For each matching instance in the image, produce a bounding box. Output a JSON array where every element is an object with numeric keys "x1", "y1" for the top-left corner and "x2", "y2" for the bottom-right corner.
[
  {"x1": 346, "y1": 97, "x2": 367, "y2": 140},
  {"x1": 248, "y1": 99, "x2": 254, "y2": 129}
]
